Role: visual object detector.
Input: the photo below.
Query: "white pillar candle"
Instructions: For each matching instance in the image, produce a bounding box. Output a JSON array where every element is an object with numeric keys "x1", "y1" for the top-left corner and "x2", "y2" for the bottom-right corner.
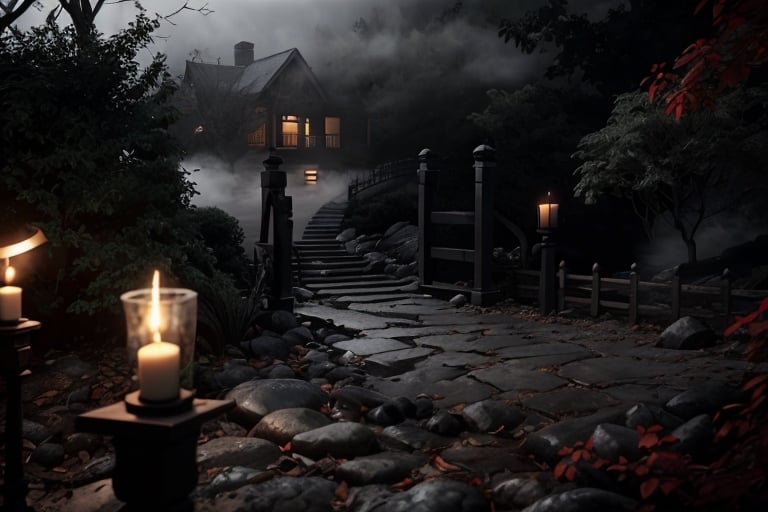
[
  {"x1": 137, "y1": 339, "x2": 180, "y2": 402},
  {"x1": 0, "y1": 265, "x2": 21, "y2": 321},
  {"x1": 0, "y1": 285, "x2": 22, "y2": 321}
]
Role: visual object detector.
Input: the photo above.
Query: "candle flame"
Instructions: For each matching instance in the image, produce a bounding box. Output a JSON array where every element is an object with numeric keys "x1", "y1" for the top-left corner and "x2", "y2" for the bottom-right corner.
[
  {"x1": 4, "y1": 265, "x2": 15, "y2": 285},
  {"x1": 149, "y1": 270, "x2": 161, "y2": 339}
]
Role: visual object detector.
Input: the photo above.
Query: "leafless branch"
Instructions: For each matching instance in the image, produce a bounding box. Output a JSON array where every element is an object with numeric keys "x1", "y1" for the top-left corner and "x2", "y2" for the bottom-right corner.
[
  {"x1": 0, "y1": 0, "x2": 37, "y2": 32},
  {"x1": 161, "y1": 1, "x2": 212, "y2": 26}
]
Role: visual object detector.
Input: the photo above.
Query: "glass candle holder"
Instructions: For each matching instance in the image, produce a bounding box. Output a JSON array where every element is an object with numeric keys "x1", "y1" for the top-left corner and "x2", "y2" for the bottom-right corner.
[{"x1": 121, "y1": 288, "x2": 197, "y2": 391}]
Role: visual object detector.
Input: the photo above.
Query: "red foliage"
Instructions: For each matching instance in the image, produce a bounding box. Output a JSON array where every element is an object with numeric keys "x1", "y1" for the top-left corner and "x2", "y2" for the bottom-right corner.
[{"x1": 643, "y1": 0, "x2": 768, "y2": 118}]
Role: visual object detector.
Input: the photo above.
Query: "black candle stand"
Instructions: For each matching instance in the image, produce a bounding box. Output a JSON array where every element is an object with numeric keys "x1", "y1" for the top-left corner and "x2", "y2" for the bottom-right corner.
[
  {"x1": 0, "y1": 319, "x2": 40, "y2": 512},
  {"x1": 76, "y1": 393, "x2": 234, "y2": 511}
]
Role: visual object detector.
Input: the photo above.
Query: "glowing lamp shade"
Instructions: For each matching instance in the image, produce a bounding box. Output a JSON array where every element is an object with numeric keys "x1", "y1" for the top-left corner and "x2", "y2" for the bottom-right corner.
[
  {"x1": 537, "y1": 192, "x2": 559, "y2": 230},
  {"x1": 0, "y1": 225, "x2": 47, "y2": 260},
  {"x1": 0, "y1": 225, "x2": 47, "y2": 322}
]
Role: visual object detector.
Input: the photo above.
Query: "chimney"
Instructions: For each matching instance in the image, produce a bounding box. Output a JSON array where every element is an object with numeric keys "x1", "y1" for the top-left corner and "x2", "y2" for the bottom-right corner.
[{"x1": 234, "y1": 41, "x2": 254, "y2": 66}]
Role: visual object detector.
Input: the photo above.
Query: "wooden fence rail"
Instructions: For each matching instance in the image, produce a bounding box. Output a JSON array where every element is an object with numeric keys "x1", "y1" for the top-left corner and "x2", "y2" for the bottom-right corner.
[
  {"x1": 347, "y1": 158, "x2": 418, "y2": 200},
  {"x1": 510, "y1": 261, "x2": 766, "y2": 326}
]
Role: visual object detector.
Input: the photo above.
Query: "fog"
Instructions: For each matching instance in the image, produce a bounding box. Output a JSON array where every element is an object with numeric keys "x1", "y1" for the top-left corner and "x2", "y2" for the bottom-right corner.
[{"x1": 186, "y1": 154, "x2": 362, "y2": 250}]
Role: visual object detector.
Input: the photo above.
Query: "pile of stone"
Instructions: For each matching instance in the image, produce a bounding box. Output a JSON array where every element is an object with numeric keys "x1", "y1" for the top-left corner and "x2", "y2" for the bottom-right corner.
[{"x1": 336, "y1": 221, "x2": 419, "y2": 279}]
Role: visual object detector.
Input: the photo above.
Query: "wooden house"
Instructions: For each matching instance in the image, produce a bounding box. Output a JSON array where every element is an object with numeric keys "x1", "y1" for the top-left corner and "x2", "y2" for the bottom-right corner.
[{"x1": 174, "y1": 43, "x2": 366, "y2": 162}]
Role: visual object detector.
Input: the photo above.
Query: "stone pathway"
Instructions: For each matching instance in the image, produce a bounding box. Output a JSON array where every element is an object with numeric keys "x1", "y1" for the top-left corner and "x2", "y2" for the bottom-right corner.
[{"x1": 32, "y1": 201, "x2": 764, "y2": 511}]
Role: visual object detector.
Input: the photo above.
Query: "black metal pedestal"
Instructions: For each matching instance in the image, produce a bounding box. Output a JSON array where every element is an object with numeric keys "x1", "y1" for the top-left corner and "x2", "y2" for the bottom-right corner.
[
  {"x1": 0, "y1": 319, "x2": 40, "y2": 512},
  {"x1": 76, "y1": 395, "x2": 234, "y2": 511}
]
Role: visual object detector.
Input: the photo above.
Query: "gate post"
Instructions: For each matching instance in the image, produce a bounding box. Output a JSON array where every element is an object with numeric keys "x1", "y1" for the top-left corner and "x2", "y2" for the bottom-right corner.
[
  {"x1": 472, "y1": 144, "x2": 500, "y2": 306},
  {"x1": 258, "y1": 149, "x2": 294, "y2": 312},
  {"x1": 418, "y1": 148, "x2": 438, "y2": 288}
]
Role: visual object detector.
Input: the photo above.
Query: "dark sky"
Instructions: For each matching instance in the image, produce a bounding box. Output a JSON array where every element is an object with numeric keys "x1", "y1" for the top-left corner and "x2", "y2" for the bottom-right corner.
[{"x1": 18, "y1": 0, "x2": 624, "y2": 83}]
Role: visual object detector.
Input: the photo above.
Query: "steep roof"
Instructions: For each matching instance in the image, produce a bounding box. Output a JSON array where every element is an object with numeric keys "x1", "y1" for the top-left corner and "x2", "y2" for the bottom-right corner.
[{"x1": 183, "y1": 48, "x2": 327, "y2": 102}]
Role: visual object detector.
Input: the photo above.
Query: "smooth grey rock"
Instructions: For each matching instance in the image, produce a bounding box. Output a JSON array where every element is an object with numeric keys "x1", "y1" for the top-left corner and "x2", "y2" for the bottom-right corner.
[
  {"x1": 366, "y1": 402, "x2": 406, "y2": 426},
  {"x1": 266, "y1": 364, "x2": 295, "y2": 379},
  {"x1": 226, "y1": 379, "x2": 328, "y2": 428},
  {"x1": 332, "y1": 385, "x2": 390, "y2": 408},
  {"x1": 425, "y1": 409, "x2": 466, "y2": 436},
  {"x1": 213, "y1": 360, "x2": 260, "y2": 388},
  {"x1": 196, "y1": 437, "x2": 281, "y2": 471},
  {"x1": 269, "y1": 310, "x2": 300, "y2": 333},
  {"x1": 307, "y1": 360, "x2": 337, "y2": 378},
  {"x1": 323, "y1": 333, "x2": 352, "y2": 344},
  {"x1": 526, "y1": 406, "x2": 628, "y2": 464},
  {"x1": 336, "y1": 452, "x2": 428, "y2": 486},
  {"x1": 664, "y1": 382, "x2": 741, "y2": 419},
  {"x1": 394, "y1": 261, "x2": 418, "y2": 278},
  {"x1": 522, "y1": 487, "x2": 636, "y2": 512},
  {"x1": 378, "y1": 223, "x2": 417, "y2": 252},
  {"x1": 379, "y1": 423, "x2": 452, "y2": 451},
  {"x1": 22, "y1": 419, "x2": 51, "y2": 445},
  {"x1": 29, "y1": 443, "x2": 65, "y2": 468},
  {"x1": 83, "y1": 455, "x2": 115, "y2": 479},
  {"x1": 242, "y1": 335, "x2": 290, "y2": 360},
  {"x1": 64, "y1": 432, "x2": 101, "y2": 456},
  {"x1": 383, "y1": 221, "x2": 411, "y2": 239},
  {"x1": 461, "y1": 400, "x2": 525, "y2": 433},
  {"x1": 293, "y1": 287, "x2": 315, "y2": 302},
  {"x1": 248, "y1": 408, "x2": 332, "y2": 446},
  {"x1": 414, "y1": 396, "x2": 434, "y2": 419},
  {"x1": 198, "y1": 476, "x2": 336, "y2": 512},
  {"x1": 390, "y1": 238, "x2": 419, "y2": 263},
  {"x1": 493, "y1": 478, "x2": 550, "y2": 508},
  {"x1": 198, "y1": 466, "x2": 263, "y2": 498},
  {"x1": 49, "y1": 355, "x2": 96, "y2": 378},
  {"x1": 336, "y1": 227, "x2": 356, "y2": 242},
  {"x1": 356, "y1": 240, "x2": 379, "y2": 255},
  {"x1": 658, "y1": 316, "x2": 717, "y2": 350},
  {"x1": 591, "y1": 423, "x2": 641, "y2": 462},
  {"x1": 325, "y1": 366, "x2": 366, "y2": 384},
  {"x1": 345, "y1": 240, "x2": 359, "y2": 254},
  {"x1": 292, "y1": 422, "x2": 378, "y2": 460},
  {"x1": 364, "y1": 251, "x2": 387, "y2": 262},
  {"x1": 449, "y1": 294, "x2": 468, "y2": 307},
  {"x1": 625, "y1": 403, "x2": 683, "y2": 431},
  {"x1": 670, "y1": 414, "x2": 714, "y2": 454},
  {"x1": 365, "y1": 478, "x2": 490, "y2": 512},
  {"x1": 282, "y1": 326, "x2": 314, "y2": 346}
]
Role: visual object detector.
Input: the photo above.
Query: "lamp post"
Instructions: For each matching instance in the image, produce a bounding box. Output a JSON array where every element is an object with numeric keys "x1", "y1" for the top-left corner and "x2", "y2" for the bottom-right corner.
[
  {"x1": 0, "y1": 225, "x2": 47, "y2": 512},
  {"x1": 537, "y1": 193, "x2": 559, "y2": 315},
  {"x1": 76, "y1": 271, "x2": 234, "y2": 510}
]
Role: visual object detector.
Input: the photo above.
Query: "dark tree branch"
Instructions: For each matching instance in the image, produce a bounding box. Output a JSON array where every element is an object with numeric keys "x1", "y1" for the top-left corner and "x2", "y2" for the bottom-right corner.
[
  {"x1": 0, "y1": 0, "x2": 38, "y2": 33},
  {"x1": 161, "y1": 1, "x2": 212, "y2": 26}
]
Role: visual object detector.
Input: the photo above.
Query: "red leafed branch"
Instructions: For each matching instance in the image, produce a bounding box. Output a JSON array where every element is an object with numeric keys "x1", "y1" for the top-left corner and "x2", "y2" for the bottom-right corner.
[{"x1": 643, "y1": 0, "x2": 768, "y2": 118}]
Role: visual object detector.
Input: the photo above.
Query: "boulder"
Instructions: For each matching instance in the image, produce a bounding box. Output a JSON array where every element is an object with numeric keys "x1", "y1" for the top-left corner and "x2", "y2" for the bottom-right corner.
[{"x1": 657, "y1": 316, "x2": 717, "y2": 350}]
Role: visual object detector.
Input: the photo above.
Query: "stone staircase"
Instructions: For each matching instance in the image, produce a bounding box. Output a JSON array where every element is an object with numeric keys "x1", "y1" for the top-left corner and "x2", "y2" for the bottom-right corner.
[{"x1": 293, "y1": 202, "x2": 420, "y2": 301}]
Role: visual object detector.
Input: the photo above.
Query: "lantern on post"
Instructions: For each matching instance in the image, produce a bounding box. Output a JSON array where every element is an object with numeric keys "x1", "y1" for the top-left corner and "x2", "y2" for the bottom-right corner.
[
  {"x1": 0, "y1": 224, "x2": 47, "y2": 512},
  {"x1": 537, "y1": 192, "x2": 559, "y2": 315}
]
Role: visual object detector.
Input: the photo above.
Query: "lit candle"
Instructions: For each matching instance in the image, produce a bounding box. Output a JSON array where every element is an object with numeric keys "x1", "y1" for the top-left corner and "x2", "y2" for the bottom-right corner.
[
  {"x1": 137, "y1": 271, "x2": 180, "y2": 402},
  {"x1": 538, "y1": 192, "x2": 559, "y2": 229},
  {"x1": 0, "y1": 265, "x2": 22, "y2": 322}
]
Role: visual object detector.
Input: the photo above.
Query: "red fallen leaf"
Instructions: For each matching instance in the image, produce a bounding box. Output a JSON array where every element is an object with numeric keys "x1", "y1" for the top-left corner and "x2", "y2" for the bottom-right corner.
[
  {"x1": 584, "y1": 436, "x2": 594, "y2": 451},
  {"x1": 639, "y1": 433, "x2": 660, "y2": 449},
  {"x1": 635, "y1": 464, "x2": 651, "y2": 476},
  {"x1": 557, "y1": 446, "x2": 574, "y2": 456},
  {"x1": 433, "y1": 455, "x2": 461, "y2": 472},
  {"x1": 335, "y1": 481, "x2": 349, "y2": 501},
  {"x1": 607, "y1": 464, "x2": 627, "y2": 472},
  {"x1": 571, "y1": 451, "x2": 582, "y2": 462},
  {"x1": 618, "y1": 455, "x2": 628, "y2": 465},
  {"x1": 280, "y1": 442, "x2": 292, "y2": 453},
  {"x1": 647, "y1": 425, "x2": 664, "y2": 434},
  {"x1": 554, "y1": 461, "x2": 568, "y2": 479},
  {"x1": 390, "y1": 477, "x2": 414, "y2": 490},
  {"x1": 660, "y1": 435, "x2": 678, "y2": 444},
  {"x1": 659, "y1": 477, "x2": 683, "y2": 496},
  {"x1": 593, "y1": 458, "x2": 609, "y2": 470},
  {"x1": 641, "y1": 477, "x2": 660, "y2": 499},
  {"x1": 564, "y1": 465, "x2": 577, "y2": 481}
]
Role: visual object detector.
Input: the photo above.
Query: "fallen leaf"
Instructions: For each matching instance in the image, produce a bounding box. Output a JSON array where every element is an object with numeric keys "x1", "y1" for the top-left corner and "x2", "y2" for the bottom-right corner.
[{"x1": 335, "y1": 481, "x2": 349, "y2": 501}]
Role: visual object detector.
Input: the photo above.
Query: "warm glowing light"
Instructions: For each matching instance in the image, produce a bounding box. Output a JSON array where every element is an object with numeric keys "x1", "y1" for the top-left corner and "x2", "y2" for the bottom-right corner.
[
  {"x1": 537, "y1": 191, "x2": 559, "y2": 230},
  {"x1": 4, "y1": 265, "x2": 15, "y2": 285},
  {"x1": 149, "y1": 270, "x2": 161, "y2": 336}
]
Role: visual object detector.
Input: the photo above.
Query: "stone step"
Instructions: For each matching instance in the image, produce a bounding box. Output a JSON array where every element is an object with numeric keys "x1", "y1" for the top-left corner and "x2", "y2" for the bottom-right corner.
[
  {"x1": 302, "y1": 229, "x2": 340, "y2": 236},
  {"x1": 294, "y1": 267, "x2": 372, "y2": 278},
  {"x1": 302, "y1": 235, "x2": 341, "y2": 241},
  {"x1": 294, "y1": 241, "x2": 342, "y2": 248},
  {"x1": 295, "y1": 255, "x2": 364, "y2": 264},
  {"x1": 306, "y1": 277, "x2": 413, "y2": 291},
  {"x1": 293, "y1": 251, "x2": 350, "y2": 259},
  {"x1": 299, "y1": 260, "x2": 368, "y2": 270},
  {"x1": 314, "y1": 280, "x2": 420, "y2": 297},
  {"x1": 301, "y1": 274, "x2": 392, "y2": 285}
]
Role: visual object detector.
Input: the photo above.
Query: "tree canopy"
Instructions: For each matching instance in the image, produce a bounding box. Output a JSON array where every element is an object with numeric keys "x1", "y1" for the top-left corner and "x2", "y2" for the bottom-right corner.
[{"x1": 572, "y1": 87, "x2": 768, "y2": 264}]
